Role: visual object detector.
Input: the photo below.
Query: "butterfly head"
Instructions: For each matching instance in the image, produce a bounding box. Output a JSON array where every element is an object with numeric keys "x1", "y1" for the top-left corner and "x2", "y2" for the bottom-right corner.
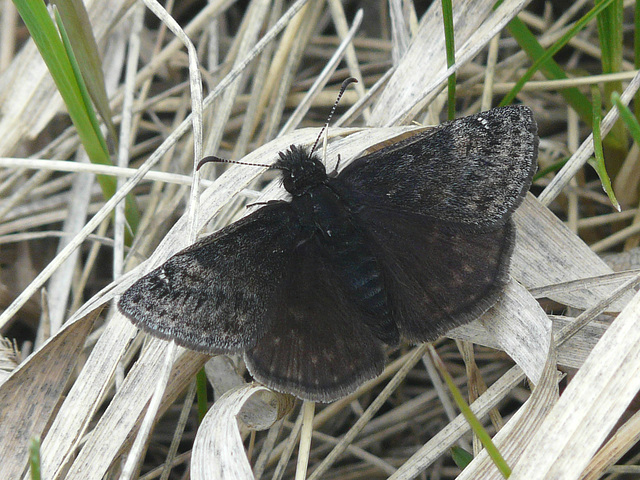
[{"x1": 274, "y1": 145, "x2": 328, "y2": 196}]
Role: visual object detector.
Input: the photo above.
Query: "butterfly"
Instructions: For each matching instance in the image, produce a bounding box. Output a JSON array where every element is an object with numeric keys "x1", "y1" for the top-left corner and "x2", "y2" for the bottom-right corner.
[{"x1": 118, "y1": 104, "x2": 538, "y2": 402}]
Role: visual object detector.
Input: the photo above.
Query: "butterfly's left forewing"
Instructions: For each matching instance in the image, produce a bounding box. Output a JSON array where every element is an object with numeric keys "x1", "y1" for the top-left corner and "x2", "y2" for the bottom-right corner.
[{"x1": 336, "y1": 105, "x2": 537, "y2": 229}]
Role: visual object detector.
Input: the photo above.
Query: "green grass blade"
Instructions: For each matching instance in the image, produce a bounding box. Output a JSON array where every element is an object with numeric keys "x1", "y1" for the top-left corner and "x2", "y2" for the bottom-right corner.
[
  {"x1": 196, "y1": 368, "x2": 209, "y2": 423},
  {"x1": 500, "y1": 0, "x2": 615, "y2": 107},
  {"x1": 596, "y1": 0, "x2": 628, "y2": 157},
  {"x1": 29, "y1": 437, "x2": 41, "y2": 480},
  {"x1": 597, "y1": 0, "x2": 623, "y2": 78},
  {"x1": 51, "y1": 0, "x2": 118, "y2": 145},
  {"x1": 55, "y1": 8, "x2": 109, "y2": 158},
  {"x1": 612, "y1": 91, "x2": 640, "y2": 144},
  {"x1": 591, "y1": 86, "x2": 620, "y2": 211},
  {"x1": 533, "y1": 157, "x2": 569, "y2": 182},
  {"x1": 12, "y1": 0, "x2": 140, "y2": 238},
  {"x1": 441, "y1": 0, "x2": 456, "y2": 120},
  {"x1": 635, "y1": 0, "x2": 640, "y2": 120},
  {"x1": 451, "y1": 445, "x2": 474, "y2": 469},
  {"x1": 429, "y1": 346, "x2": 511, "y2": 478},
  {"x1": 612, "y1": 90, "x2": 640, "y2": 208},
  {"x1": 505, "y1": 16, "x2": 592, "y2": 123}
]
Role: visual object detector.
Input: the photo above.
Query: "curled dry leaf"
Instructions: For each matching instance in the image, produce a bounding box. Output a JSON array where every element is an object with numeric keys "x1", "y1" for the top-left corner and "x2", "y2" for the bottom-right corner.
[{"x1": 192, "y1": 384, "x2": 295, "y2": 480}]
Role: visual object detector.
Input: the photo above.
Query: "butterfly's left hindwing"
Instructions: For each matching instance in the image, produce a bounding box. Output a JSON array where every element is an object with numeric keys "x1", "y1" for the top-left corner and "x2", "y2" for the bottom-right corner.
[
  {"x1": 348, "y1": 205, "x2": 515, "y2": 342},
  {"x1": 119, "y1": 199, "x2": 388, "y2": 402},
  {"x1": 118, "y1": 202, "x2": 303, "y2": 354}
]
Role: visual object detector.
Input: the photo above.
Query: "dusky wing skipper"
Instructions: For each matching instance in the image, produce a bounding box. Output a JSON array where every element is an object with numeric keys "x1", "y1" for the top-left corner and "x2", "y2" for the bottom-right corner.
[{"x1": 118, "y1": 82, "x2": 538, "y2": 402}]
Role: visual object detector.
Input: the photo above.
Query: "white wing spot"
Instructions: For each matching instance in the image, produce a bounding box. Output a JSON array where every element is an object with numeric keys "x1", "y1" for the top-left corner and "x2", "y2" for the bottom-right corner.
[
  {"x1": 477, "y1": 116, "x2": 490, "y2": 129},
  {"x1": 157, "y1": 268, "x2": 170, "y2": 285}
]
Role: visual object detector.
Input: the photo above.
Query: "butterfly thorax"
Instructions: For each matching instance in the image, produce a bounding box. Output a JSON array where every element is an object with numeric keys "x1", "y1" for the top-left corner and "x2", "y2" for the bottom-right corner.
[
  {"x1": 289, "y1": 175, "x2": 400, "y2": 346},
  {"x1": 274, "y1": 145, "x2": 328, "y2": 196}
]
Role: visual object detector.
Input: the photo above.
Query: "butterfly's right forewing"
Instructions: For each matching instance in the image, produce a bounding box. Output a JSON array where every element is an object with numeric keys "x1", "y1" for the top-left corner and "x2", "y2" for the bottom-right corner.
[
  {"x1": 328, "y1": 105, "x2": 538, "y2": 342},
  {"x1": 118, "y1": 202, "x2": 302, "y2": 354}
]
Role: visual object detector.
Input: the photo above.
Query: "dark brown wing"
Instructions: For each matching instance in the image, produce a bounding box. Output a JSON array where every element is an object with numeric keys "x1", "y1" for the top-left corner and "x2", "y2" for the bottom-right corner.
[
  {"x1": 335, "y1": 105, "x2": 537, "y2": 229},
  {"x1": 352, "y1": 206, "x2": 514, "y2": 342},
  {"x1": 118, "y1": 202, "x2": 303, "y2": 353},
  {"x1": 119, "y1": 202, "x2": 386, "y2": 402},
  {"x1": 245, "y1": 237, "x2": 386, "y2": 403}
]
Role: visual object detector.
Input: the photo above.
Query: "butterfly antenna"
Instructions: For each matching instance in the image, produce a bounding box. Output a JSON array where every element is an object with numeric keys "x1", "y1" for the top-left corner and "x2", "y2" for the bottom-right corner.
[
  {"x1": 199, "y1": 78, "x2": 357, "y2": 171},
  {"x1": 309, "y1": 77, "x2": 358, "y2": 155},
  {"x1": 197, "y1": 155, "x2": 272, "y2": 171}
]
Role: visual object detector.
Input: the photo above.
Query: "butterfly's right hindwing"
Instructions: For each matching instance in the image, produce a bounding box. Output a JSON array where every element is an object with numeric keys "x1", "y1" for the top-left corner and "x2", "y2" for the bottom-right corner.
[
  {"x1": 351, "y1": 206, "x2": 515, "y2": 342},
  {"x1": 244, "y1": 237, "x2": 386, "y2": 402}
]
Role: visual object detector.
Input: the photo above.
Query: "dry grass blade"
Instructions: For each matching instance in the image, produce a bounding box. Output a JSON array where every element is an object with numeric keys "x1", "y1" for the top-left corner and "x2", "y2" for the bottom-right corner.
[
  {"x1": 450, "y1": 314, "x2": 607, "y2": 371},
  {"x1": 295, "y1": 401, "x2": 315, "y2": 480},
  {"x1": 191, "y1": 385, "x2": 294, "y2": 479},
  {"x1": 308, "y1": 345, "x2": 428, "y2": 480},
  {"x1": 389, "y1": 366, "x2": 527, "y2": 479},
  {"x1": 580, "y1": 407, "x2": 640, "y2": 480},
  {"x1": 0, "y1": 0, "x2": 131, "y2": 153},
  {"x1": 509, "y1": 289, "x2": 640, "y2": 479},
  {"x1": 479, "y1": 280, "x2": 552, "y2": 385},
  {"x1": 4, "y1": 0, "x2": 640, "y2": 478},
  {"x1": 456, "y1": 345, "x2": 560, "y2": 479},
  {"x1": 64, "y1": 339, "x2": 209, "y2": 479},
  {"x1": 45, "y1": 157, "x2": 94, "y2": 333},
  {"x1": 0, "y1": 308, "x2": 99, "y2": 479},
  {"x1": 372, "y1": 0, "x2": 530, "y2": 126},
  {"x1": 538, "y1": 69, "x2": 640, "y2": 206},
  {"x1": 34, "y1": 314, "x2": 136, "y2": 479},
  {"x1": 513, "y1": 196, "x2": 633, "y2": 311}
]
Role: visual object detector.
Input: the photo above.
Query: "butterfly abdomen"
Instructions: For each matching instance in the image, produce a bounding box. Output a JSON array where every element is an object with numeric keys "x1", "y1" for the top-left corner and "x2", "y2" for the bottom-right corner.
[{"x1": 291, "y1": 185, "x2": 399, "y2": 345}]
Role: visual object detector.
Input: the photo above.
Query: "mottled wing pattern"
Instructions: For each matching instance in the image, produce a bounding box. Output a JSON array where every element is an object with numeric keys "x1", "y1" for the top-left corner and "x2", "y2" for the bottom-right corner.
[
  {"x1": 118, "y1": 202, "x2": 302, "y2": 354},
  {"x1": 245, "y1": 237, "x2": 386, "y2": 402},
  {"x1": 353, "y1": 207, "x2": 515, "y2": 342},
  {"x1": 337, "y1": 105, "x2": 538, "y2": 228}
]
